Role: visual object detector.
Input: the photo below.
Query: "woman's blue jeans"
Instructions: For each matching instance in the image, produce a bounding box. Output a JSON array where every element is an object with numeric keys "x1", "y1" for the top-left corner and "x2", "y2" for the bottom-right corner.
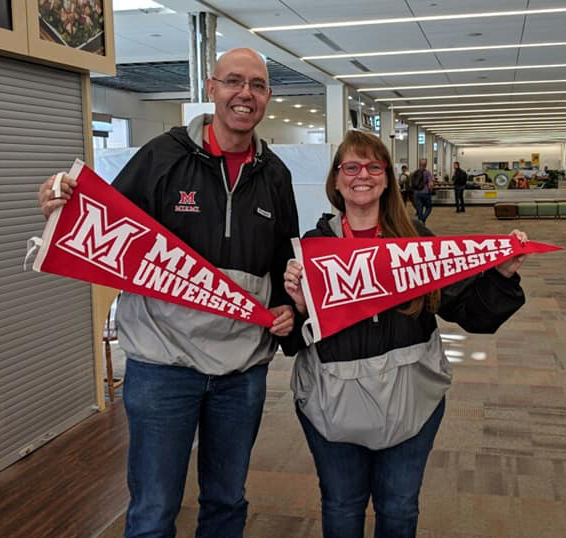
[
  {"x1": 297, "y1": 398, "x2": 445, "y2": 538},
  {"x1": 122, "y1": 358, "x2": 268, "y2": 538}
]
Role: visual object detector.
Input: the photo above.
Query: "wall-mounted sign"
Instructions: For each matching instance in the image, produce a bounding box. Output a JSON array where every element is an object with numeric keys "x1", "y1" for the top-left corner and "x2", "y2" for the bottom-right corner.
[
  {"x1": 38, "y1": 0, "x2": 105, "y2": 55},
  {"x1": 26, "y1": 0, "x2": 115, "y2": 74}
]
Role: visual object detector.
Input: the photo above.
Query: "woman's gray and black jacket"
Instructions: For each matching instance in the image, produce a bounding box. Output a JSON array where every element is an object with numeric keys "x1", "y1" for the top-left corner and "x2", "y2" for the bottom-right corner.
[
  {"x1": 288, "y1": 213, "x2": 525, "y2": 450},
  {"x1": 111, "y1": 114, "x2": 300, "y2": 375}
]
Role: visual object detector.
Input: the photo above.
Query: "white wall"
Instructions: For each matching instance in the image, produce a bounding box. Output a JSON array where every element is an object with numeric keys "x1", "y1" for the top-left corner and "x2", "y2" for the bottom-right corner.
[
  {"x1": 256, "y1": 121, "x2": 323, "y2": 144},
  {"x1": 91, "y1": 85, "x2": 183, "y2": 147},
  {"x1": 456, "y1": 144, "x2": 563, "y2": 171}
]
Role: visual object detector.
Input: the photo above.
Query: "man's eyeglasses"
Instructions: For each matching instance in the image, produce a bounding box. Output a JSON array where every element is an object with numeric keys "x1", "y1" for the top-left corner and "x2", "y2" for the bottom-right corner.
[
  {"x1": 338, "y1": 161, "x2": 387, "y2": 176},
  {"x1": 211, "y1": 76, "x2": 270, "y2": 96}
]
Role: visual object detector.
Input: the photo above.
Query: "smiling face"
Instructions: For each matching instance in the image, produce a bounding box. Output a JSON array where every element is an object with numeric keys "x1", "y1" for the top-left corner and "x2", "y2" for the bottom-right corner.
[
  {"x1": 335, "y1": 150, "x2": 388, "y2": 213},
  {"x1": 206, "y1": 48, "x2": 271, "y2": 138}
]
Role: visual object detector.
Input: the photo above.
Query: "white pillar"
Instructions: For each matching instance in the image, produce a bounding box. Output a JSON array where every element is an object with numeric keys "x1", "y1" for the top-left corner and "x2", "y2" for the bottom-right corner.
[
  {"x1": 444, "y1": 142, "x2": 452, "y2": 178},
  {"x1": 561, "y1": 142, "x2": 566, "y2": 169},
  {"x1": 326, "y1": 83, "x2": 348, "y2": 145},
  {"x1": 408, "y1": 123, "x2": 418, "y2": 172},
  {"x1": 440, "y1": 136, "x2": 444, "y2": 179},
  {"x1": 380, "y1": 108, "x2": 395, "y2": 156},
  {"x1": 425, "y1": 131, "x2": 434, "y2": 174}
]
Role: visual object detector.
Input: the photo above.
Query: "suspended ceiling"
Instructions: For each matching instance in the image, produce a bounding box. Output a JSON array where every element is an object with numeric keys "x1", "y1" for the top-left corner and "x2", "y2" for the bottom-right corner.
[{"x1": 100, "y1": 0, "x2": 566, "y2": 145}]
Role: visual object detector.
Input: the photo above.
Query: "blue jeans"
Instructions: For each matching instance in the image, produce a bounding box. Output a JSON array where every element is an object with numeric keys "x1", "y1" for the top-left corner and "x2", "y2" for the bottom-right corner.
[
  {"x1": 415, "y1": 192, "x2": 433, "y2": 224},
  {"x1": 454, "y1": 185, "x2": 465, "y2": 212},
  {"x1": 297, "y1": 398, "x2": 445, "y2": 538},
  {"x1": 123, "y1": 358, "x2": 268, "y2": 538}
]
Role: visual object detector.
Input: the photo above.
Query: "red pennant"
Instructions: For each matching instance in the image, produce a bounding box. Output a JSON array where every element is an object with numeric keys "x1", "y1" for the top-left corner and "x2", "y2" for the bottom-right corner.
[
  {"x1": 32, "y1": 160, "x2": 276, "y2": 328},
  {"x1": 292, "y1": 234, "x2": 561, "y2": 342}
]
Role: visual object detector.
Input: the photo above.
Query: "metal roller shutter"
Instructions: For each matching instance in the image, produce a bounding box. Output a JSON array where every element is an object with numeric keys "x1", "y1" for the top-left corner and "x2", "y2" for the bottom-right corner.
[{"x1": 0, "y1": 56, "x2": 96, "y2": 471}]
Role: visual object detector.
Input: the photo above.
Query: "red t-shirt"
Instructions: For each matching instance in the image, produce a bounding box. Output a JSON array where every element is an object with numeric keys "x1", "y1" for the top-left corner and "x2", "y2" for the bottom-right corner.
[
  {"x1": 204, "y1": 141, "x2": 253, "y2": 190},
  {"x1": 351, "y1": 227, "x2": 378, "y2": 238}
]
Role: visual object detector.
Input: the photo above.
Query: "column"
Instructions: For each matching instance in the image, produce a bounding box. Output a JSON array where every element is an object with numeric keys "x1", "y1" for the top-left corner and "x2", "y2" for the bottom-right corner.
[
  {"x1": 425, "y1": 131, "x2": 434, "y2": 174},
  {"x1": 188, "y1": 12, "x2": 217, "y2": 103},
  {"x1": 380, "y1": 108, "x2": 395, "y2": 157},
  {"x1": 326, "y1": 83, "x2": 348, "y2": 145},
  {"x1": 408, "y1": 123, "x2": 418, "y2": 172},
  {"x1": 436, "y1": 137, "x2": 443, "y2": 179}
]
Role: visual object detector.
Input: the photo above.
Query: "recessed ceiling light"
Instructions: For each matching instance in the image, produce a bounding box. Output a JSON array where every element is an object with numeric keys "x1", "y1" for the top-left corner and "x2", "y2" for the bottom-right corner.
[
  {"x1": 293, "y1": 104, "x2": 303, "y2": 108},
  {"x1": 348, "y1": 96, "x2": 353, "y2": 100},
  {"x1": 275, "y1": 98, "x2": 284, "y2": 103},
  {"x1": 251, "y1": 9, "x2": 566, "y2": 32},
  {"x1": 308, "y1": 124, "x2": 314, "y2": 128},
  {"x1": 378, "y1": 91, "x2": 566, "y2": 102},
  {"x1": 309, "y1": 108, "x2": 317, "y2": 113},
  {"x1": 301, "y1": 41, "x2": 566, "y2": 61},
  {"x1": 283, "y1": 118, "x2": 290, "y2": 123},
  {"x1": 114, "y1": 0, "x2": 171, "y2": 11},
  {"x1": 367, "y1": 79, "x2": 566, "y2": 93},
  {"x1": 391, "y1": 99, "x2": 566, "y2": 109},
  {"x1": 267, "y1": 115, "x2": 277, "y2": 119},
  {"x1": 336, "y1": 63, "x2": 566, "y2": 79},
  {"x1": 297, "y1": 122, "x2": 304, "y2": 126}
]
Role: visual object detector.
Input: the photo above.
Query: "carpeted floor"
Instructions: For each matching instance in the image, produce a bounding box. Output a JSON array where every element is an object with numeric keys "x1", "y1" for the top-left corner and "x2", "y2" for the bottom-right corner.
[{"x1": 98, "y1": 206, "x2": 566, "y2": 538}]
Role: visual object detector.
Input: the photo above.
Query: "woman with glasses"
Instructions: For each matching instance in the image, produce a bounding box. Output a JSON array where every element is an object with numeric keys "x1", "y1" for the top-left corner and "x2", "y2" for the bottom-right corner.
[{"x1": 284, "y1": 130, "x2": 527, "y2": 538}]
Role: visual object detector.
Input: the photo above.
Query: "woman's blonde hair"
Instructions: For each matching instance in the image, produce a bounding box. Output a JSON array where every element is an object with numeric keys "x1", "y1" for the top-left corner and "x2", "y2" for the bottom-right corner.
[{"x1": 325, "y1": 130, "x2": 440, "y2": 316}]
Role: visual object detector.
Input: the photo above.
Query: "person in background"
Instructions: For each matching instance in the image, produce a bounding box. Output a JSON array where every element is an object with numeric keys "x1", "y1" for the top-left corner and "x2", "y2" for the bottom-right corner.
[
  {"x1": 38, "y1": 47, "x2": 299, "y2": 538},
  {"x1": 452, "y1": 161, "x2": 468, "y2": 213},
  {"x1": 283, "y1": 130, "x2": 527, "y2": 538},
  {"x1": 412, "y1": 158, "x2": 434, "y2": 224},
  {"x1": 398, "y1": 164, "x2": 415, "y2": 210}
]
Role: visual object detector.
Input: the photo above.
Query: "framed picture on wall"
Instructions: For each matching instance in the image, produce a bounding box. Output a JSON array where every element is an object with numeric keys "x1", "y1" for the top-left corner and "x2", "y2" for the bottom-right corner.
[
  {"x1": 26, "y1": 0, "x2": 115, "y2": 75},
  {"x1": 0, "y1": 1, "x2": 28, "y2": 54}
]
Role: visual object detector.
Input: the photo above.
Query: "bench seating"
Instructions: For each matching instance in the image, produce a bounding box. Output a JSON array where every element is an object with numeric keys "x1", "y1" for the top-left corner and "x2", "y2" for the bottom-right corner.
[{"x1": 494, "y1": 200, "x2": 566, "y2": 219}]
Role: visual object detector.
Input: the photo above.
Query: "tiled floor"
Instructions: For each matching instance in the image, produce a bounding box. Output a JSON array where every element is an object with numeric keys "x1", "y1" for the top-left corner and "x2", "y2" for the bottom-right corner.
[{"x1": 101, "y1": 205, "x2": 566, "y2": 538}]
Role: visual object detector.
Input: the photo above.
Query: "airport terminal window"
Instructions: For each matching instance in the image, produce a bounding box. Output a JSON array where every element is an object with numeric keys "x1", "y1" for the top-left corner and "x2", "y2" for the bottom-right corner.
[{"x1": 93, "y1": 117, "x2": 131, "y2": 149}]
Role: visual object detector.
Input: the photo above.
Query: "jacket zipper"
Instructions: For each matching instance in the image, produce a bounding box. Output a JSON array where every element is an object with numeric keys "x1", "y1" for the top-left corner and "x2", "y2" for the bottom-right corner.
[
  {"x1": 220, "y1": 160, "x2": 246, "y2": 238},
  {"x1": 221, "y1": 156, "x2": 260, "y2": 238}
]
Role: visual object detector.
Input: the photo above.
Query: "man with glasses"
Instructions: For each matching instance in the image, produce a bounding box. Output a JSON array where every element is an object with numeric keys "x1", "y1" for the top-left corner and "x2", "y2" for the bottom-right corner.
[{"x1": 38, "y1": 47, "x2": 299, "y2": 538}]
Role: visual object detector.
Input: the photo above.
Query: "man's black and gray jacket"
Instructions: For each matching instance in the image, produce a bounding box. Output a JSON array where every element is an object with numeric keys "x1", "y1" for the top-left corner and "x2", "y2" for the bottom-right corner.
[
  {"x1": 288, "y1": 213, "x2": 525, "y2": 449},
  {"x1": 111, "y1": 114, "x2": 299, "y2": 375}
]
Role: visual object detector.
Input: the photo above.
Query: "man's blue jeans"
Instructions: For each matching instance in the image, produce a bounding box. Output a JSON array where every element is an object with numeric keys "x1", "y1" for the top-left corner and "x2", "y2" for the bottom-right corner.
[
  {"x1": 415, "y1": 192, "x2": 433, "y2": 224},
  {"x1": 297, "y1": 398, "x2": 445, "y2": 538},
  {"x1": 122, "y1": 358, "x2": 268, "y2": 538}
]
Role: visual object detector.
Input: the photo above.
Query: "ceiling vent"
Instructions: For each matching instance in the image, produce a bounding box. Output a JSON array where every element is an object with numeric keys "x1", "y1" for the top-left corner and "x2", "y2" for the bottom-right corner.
[
  {"x1": 313, "y1": 33, "x2": 344, "y2": 52},
  {"x1": 350, "y1": 60, "x2": 371, "y2": 72}
]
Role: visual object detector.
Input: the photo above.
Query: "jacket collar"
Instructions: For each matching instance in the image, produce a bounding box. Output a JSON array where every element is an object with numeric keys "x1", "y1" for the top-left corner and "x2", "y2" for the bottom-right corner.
[{"x1": 186, "y1": 113, "x2": 264, "y2": 158}]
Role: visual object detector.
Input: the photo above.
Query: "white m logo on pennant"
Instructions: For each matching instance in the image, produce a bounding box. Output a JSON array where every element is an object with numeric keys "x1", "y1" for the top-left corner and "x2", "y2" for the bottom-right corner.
[
  {"x1": 312, "y1": 246, "x2": 389, "y2": 308},
  {"x1": 56, "y1": 194, "x2": 150, "y2": 278}
]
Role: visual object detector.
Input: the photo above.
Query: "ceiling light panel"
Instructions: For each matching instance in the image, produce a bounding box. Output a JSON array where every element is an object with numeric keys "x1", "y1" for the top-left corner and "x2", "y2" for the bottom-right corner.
[
  {"x1": 400, "y1": 106, "x2": 566, "y2": 115},
  {"x1": 390, "y1": 99, "x2": 566, "y2": 109},
  {"x1": 250, "y1": 8, "x2": 566, "y2": 32},
  {"x1": 301, "y1": 41, "x2": 566, "y2": 61},
  {"x1": 363, "y1": 79, "x2": 566, "y2": 92},
  {"x1": 336, "y1": 63, "x2": 566, "y2": 79},
  {"x1": 376, "y1": 90, "x2": 566, "y2": 102}
]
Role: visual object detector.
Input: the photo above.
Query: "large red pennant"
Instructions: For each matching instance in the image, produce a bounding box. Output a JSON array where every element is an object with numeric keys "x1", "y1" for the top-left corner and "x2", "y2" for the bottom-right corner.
[
  {"x1": 292, "y1": 235, "x2": 561, "y2": 342},
  {"x1": 31, "y1": 160, "x2": 276, "y2": 328}
]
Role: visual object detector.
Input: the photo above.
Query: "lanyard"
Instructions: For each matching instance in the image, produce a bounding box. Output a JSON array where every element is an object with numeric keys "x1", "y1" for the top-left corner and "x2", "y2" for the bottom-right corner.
[
  {"x1": 207, "y1": 124, "x2": 254, "y2": 163},
  {"x1": 341, "y1": 215, "x2": 382, "y2": 238}
]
